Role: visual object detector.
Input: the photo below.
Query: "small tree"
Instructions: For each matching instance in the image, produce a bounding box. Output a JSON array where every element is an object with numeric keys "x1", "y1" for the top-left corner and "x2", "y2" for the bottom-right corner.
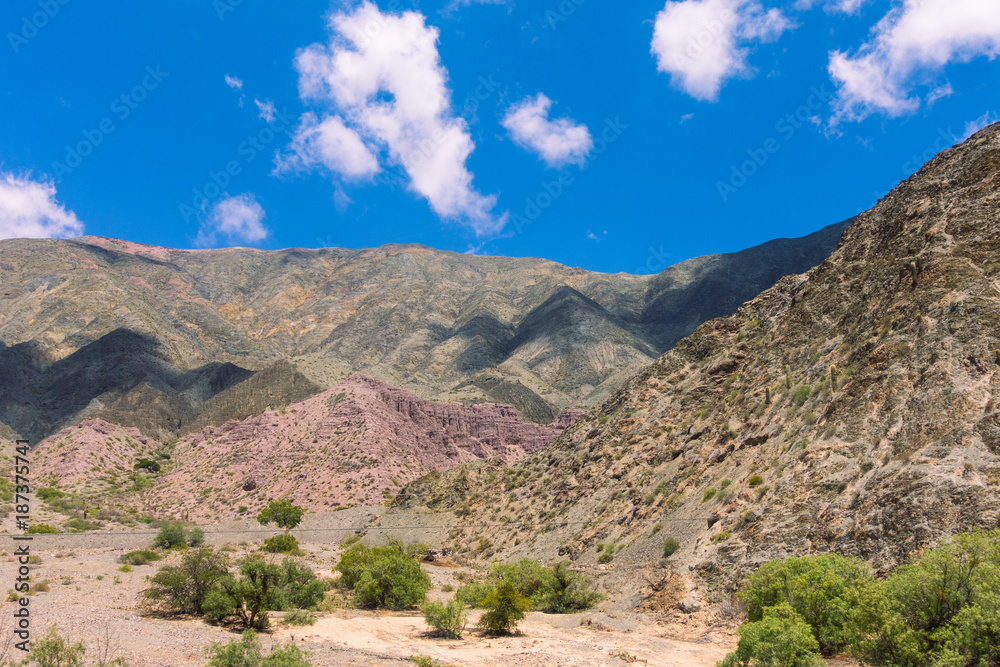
[
  {"x1": 539, "y1": 561, "x2": 601, "y2": 613},
  {"x1": 144, "y1": 547, "x2": 229, "y2": 615},
  {"x1": 257, "y1": 499, "x2": 304, "y2": 535},
  {"x1": 204, "y1": 558, "x2": 285, "y2": 630},
  {"x1": 206, "y1": 629, "x2": 312, "y2": 667},
  {"x1": 477, "y1": 582, "x2": 531, "y2": 635},
  {"x1": 335, "y1": 539, "x2": 431, "y2": 610}
]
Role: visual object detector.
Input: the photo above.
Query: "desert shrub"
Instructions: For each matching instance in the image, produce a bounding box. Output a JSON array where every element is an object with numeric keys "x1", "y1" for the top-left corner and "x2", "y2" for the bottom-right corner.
[
  {"x1": 133, "y1": 458, "x2": 160, "y2": 473},
  {"x1": 791, "y1": 385, "x2": 812, "y2": 407},
  {"x1": 748, "y1": 475, "x2": 764, "y2": 487},
  {"x1": 153, "y1": 522, "x2": 188, "y2": 549},
  {"x1": 740, "y1": 552, "x2": 871, "y2": 654},
  {"x1": 188, "y1": 527, "x2": 205, "y2": 547},
  {"x1": 455, "y1": 582, "x2": 494, "y2": 608},
  {"x1": 477, "y1": 582, "x2": 531, "y2": 635},
  {"x1": 492, "y1": 559, "x2": 552, "y2": 605},
  {"x1": 335, "y1": 538, "x2": 430, "y2": 610},
  {"x1": 204, "y1": 557, "x2": 285, "y2": 630},
  {"x1": 538, "y1": 561, "x2": 601, "y2": 613},
  {"x1": 206, "y1": 629, "x2": 312, "y2": 667},
  {"x1": 422, "y1": 599, "x2": 467, "y2": 638},
  {"x1": 257, "y1": 499, "x2": 304, "y2": 533},
  {"x1": 120, "y1": 549, "x2": 161, "y2": 566},
  {"x1": 278, "y1": 558, "x2": 326, "y2": 610},
  {"x1": 118, "y1": 564, "x2": 133, "y2": 573},
  {"x1": 144, "y1": 547, "x2": 229, "y2": 615},
  {"x1": 26, "y1": 524, "x2": 59, "y2": 534},
  {"x1": 281, "y1": 609, "x2": 317, "y2": 626},
  {"x1": 24, "y1": 625, "x2": 86, "y2": 667},
  {"x1": 702, "y1": 488, "x2": 717, "y2": 503},
  {"x1": 597, "y1": 553, "x2": 613, "y2": 564},
  {"x1": 64, "y1": 518, "x2": 101, "y2": 532},
  {"x1": 263, "y1": 534, "x2": 300, "y2": 554},
  {"x1": 845, "y1": 530, "x2": 1000, "y2": 667},
  {"x1": 663, "y1": 538, "x2": 681, "y2": 558},
  {"x1": 36, "y1": 488, "x2": 66, "y2": 501},
  {"x1": 718, "y1": 602, "x2": 824, "y2": 667}
]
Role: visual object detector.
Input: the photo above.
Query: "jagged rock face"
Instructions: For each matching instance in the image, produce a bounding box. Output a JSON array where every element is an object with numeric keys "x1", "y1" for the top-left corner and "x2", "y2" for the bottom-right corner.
[
  {"x1": 396, "y1": 123, "x2": 1000, "y2": 587},
  {"x1": 133, "y1": 374, "x2": 583, "y2": 521},
  {"x1": 0, "y1": 222, "x2": 847, "y2": 432}
]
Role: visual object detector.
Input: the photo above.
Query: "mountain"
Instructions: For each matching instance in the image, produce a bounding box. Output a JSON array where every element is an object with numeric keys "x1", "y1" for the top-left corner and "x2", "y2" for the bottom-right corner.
[
  {"x1": 0, "y1": 221, "x2": 848, "y2": 438},
  {"x1": 391, "y1": 123, "x2": 1000, "y2": 590},
  {"x1": 31, "y1": 374, "x2": 584, "y2": 522}
]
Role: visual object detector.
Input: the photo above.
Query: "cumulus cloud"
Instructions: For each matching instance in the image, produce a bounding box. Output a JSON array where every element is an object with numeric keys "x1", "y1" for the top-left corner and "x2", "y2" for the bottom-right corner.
[
  {"x1": 195, "y1": 194, "x2": 269, "y2": 248},
  {"x1": 0, "y1": 173, "x2": 84, "y2": 240},
  {"x1": 829, "y1": 0, "x2": 1000, "y2": 123},
  {"x1": 276, "y1": 112, "x2": 380, "y2": 181},
  {"x1": 651, "y1": 0, "x2": 792, "y2": 101},
  {"x1": 281, "y1": 1, "x2": 506, "y2": 236},
  {"x1": 501, "y1": 94, "x2": 593, "y2": 168},
  {"x1": 795, "y1": 0, "x2": 868, "y2": 14},
  {"x1": 225, "y1": 74, "x2": 245, "y2": 107}
]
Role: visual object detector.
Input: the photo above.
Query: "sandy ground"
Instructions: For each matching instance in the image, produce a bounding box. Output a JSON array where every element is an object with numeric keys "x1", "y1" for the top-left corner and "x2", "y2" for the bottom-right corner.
[{"x1": 0, "y1": 532, "x2": 734, "y2": 667}]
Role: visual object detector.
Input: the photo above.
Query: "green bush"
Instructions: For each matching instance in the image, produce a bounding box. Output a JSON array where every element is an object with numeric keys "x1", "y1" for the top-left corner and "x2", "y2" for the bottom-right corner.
[
  {"x1": 455, "y1": 582, "x2": 494, "y2": 608},
  {"x1": 702, "y1": 488, "x2": 717, "y2": 503},
  {"x1": 663, "y1": 538, "x2": 680, "y2": 558},
  {"x1": 120, "y1": 549, "x2": 161, "y2": 566},
  {"x1": 188, "y1": 527, "x2": 205, "y2": 547},
  {"x1": 264, "y1": 534, "x2": 300, "y2": 554},
  {"x1": 845, "y1": 530, "x2": 1000, "y2": 667},
  {"x1": 791, "y1": 385, "x2": 812, "y2": 407},
  {"x1": 26, "y1": 524, "x2": 59, "y2": 534},
  {"x1": 206, "y1": 629, "x2": 312, "y2": 667},
  {"x1": 538, "y1": 561, "x2": 601, "y2": 613},
  {"x1": 336, "y1": 538, "x2": 431, "y2": 610},
  {"x1": 748, "y1": 475, "x2": 764, "y2": 487},
  {"x1": 36, "y1": 488, "x2": 66, "y2": 502},
  {"x1": 257, "y1": 499, "x2": 305, "y2": 533},
  {"x1": 718, "y1": 602, "x2": 824, "y2": 667},
  {"x1": 153, "y1": 522, "x2": 188, "y2": 549},
  {"x1": 133, "y1": 458, "x2": 161, "y2": 473},
  {"x1": 204, "y1": 557, "x2": 286, "y2": 630},
  {"x1": 492, "y1": 559, "x2": 552, "y2": 606},
  {"x1": 739, "y1": 552, "x2": 871, "y2": 654},
  {"x1": 24, "y1": 625, "x2": 86, "y2": 667},
  {"x1": 422, "y1": 599, "x2": 467, "y2": 638},
  {"x1": 477, "y1": 582, "x2": 531, "y2": 635},
  {"x1": 144, "y1": 547, "x2": 230, "y2": 615},
  {"x1": 278, "y1": 558, "x2": 326, "y2": 610}
]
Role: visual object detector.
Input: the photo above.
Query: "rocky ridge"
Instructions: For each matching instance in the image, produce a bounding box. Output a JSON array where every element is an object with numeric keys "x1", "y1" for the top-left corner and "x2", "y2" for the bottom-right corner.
[{"x1": 392, "y1": 123, "x2": 1000, "y2": 591}]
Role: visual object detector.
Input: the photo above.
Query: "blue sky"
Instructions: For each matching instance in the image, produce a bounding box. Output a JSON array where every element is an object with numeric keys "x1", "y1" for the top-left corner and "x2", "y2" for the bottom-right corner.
[{"x1": 0, "y1": 0, "x2": 997, "y2": 274}]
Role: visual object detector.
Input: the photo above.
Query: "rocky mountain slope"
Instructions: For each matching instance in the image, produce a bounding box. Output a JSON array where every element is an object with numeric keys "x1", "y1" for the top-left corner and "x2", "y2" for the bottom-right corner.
[
  {"x1": 392, "y1": 123, "x2": 1000, "y2": 592},
  {"x1": 0, "y1": 221, "x2": 847, "y2": 438},
  {"x1": 30, "y1": 374, "x2": 583, "y2": 522}
]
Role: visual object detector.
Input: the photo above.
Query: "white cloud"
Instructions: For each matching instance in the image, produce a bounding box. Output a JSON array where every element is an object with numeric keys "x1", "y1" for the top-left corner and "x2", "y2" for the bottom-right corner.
[
  {"x1": 795, "y1": 0, "x2": 868, "y2": 14},
  {"x1": 254, "y1": 98, "x2": 276, "y2": 122},
  {"x1": 651, "y1": 0, "x2": 792, "y2": 102},
  {"x1": 501, "y1": 94, "x2": 592, "y2": 168},
  {"x1": 680, "y1": 112, "x2": 695, "y2": 123},
  {"x1": 276, "y1": 112, "x2": 380, "y2": 181},
  {"x1": 195, "y1": 194, "x2": 269, "y2": 248},
  {"x1": 829, "y1": 0, "x2": 1000, "y2": 123},
  {"x1": 283, "y1": 1, "x2": 506, "y2": 236},
  {"x1": 0, "y1": 173, "x2": 84, "y2": 240},
  {"x1": 224, "y1": 74, "x2": 243, "y2": 90},
  {"x1": 960, "y1": 110, "x2": 999, "y2": 140}
]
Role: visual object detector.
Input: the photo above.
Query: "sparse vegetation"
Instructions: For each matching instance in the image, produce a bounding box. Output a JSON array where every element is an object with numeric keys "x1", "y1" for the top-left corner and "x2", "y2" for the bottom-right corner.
[
  {"x1": 663, "y1": 538, "x2": 680, "y2": 558},
  {"x1": 263, "y1": 534, "x2": 300, "y2": 554},
  {"x1": 26, "y1": 524, "x2": 59, "y2": 535},
  {"x1": 144, "y1": 547, "x2": 230, "y2": 615},
  {"x1": 477, "y1": 582, "x2": 531, "y2": 635},
  {"x1": 205, "y1": 629, "x2": 312, "y2": 666},
  {"x1": 120, "y1": 550, "x2": 161, "y2": 566}
]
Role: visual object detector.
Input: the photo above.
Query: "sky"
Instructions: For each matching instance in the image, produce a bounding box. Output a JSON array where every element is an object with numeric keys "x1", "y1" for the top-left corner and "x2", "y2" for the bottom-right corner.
[{"x1": 0, "y1": 0, "x2": 997, "y2": 274}]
